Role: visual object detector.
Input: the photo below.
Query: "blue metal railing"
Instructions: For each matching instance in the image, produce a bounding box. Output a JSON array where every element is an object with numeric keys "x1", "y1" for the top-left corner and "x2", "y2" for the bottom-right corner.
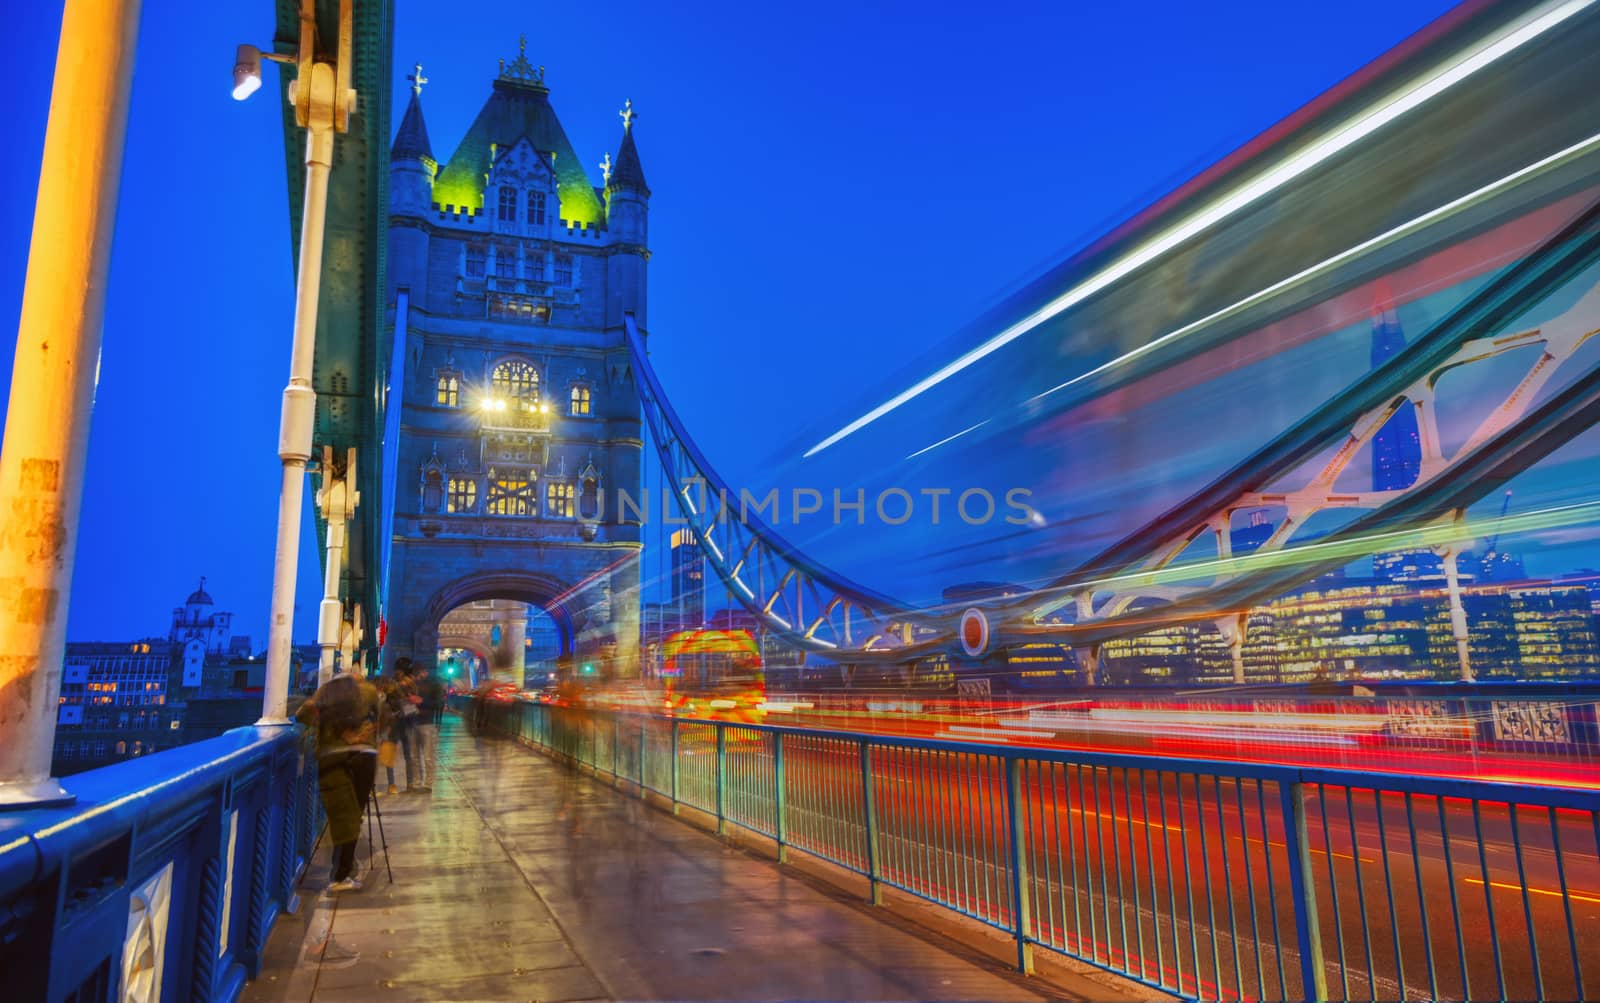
[
  {"x1": 0, "y1": 727, "x2": 317, "y2": 1003},
  {"x1": 486, "y1": 700, "x2": 1600, "y2": 1002}
]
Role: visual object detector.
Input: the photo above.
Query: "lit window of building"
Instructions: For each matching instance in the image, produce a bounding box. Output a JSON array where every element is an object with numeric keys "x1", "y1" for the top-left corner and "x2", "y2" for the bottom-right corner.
[
  {"x1": 497, "y1": 185, "x2": 517, "y2": 222},
  {"x1": 436, "y1": 374, "x2": 459, "y2": 407},
  {"x1": 546, "y1": 481, "x2": 574, "y2": 518},
  {"x1": 526, "y1": 191, "x2": 546, "y2": 226},
  {"x1": 447, "y1": 477, "x2": 477, "y2": 514},
  {"x1": 570, "y1": 385, "x2": 591, "y2": 416},
  {"x1": 491, "y1": 360, "x2": 539, "y2": 402},
  {"x1": 486, "y1": 471, "x2": 535, "y2": 516}
]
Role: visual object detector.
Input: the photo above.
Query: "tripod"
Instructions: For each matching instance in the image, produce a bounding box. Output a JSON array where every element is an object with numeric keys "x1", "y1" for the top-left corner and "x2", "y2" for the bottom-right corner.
[{"x1": 348, "y1": 753, "x2": 393, "y2": 884}]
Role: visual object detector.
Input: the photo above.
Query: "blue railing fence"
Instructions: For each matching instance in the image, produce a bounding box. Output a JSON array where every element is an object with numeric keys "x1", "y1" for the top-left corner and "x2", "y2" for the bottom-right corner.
[
  {"x1": 0, "y1": 727, "x2": 318, "y2": 1003},
  {"x1": 484, "y1": 699, "x2": 1600, "y2": 1002}
]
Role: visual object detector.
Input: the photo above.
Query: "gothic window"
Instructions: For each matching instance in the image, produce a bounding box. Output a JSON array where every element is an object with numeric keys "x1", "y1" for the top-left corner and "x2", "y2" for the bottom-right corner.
[
  {"x1": 569, "y1": 385, "x2": 591, "y2": 416},
  {"x1": 526, "y1": 190, "x2": 546, "y2": 226},
  {"x1": 494, "y1": 245, "x2": 515, "y2": 279},
  {"x1": 554, "y1": 254, "x2": 573, "y2": 286},
  {"x1": 435, "y1": 374, "x2": 460, "y2": 407},
  {"x1": 579, "y1": 476, "x2": 600, "y2": 520},
  {"x1": 465, "y1": 244, "x2": 486, "y2": 277},
  {"x1": 486, "y1": 470, "x2": 536, "y2": 516},
  {"x1": 546, "y1": 481, "x2": 575, "y2": 518},
  {"x1": 525, "y1": 252, "x2": 544, "y2": 282},
  {"x1": 497, "y1": 186, "x2": 517, "y2": 222},
  {"x1": 447, "y1": 477, "x2": 477, "y2": 513},
  {"x1": 491, "y1": 360, "x2": 540, "y2": 402}
]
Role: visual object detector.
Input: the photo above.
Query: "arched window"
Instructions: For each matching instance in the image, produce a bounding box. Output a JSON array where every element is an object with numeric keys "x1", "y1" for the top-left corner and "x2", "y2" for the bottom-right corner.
[
  {"x1": 447, "y1": 477, "x2": 477, "y2": 514},
  {"x1": 526, "y1": 191, "x2": 546, "y2": 226},
  {"x1": 570, "y1": 385, "x2": 591, "y2": 416},
  {"x1": 465, "y1": 244, "x2": 486, "y2": 277},
  {"x1": 436, "y1": 374, "x2": 459, "y2": 407},
  {"x1": 494, "y1": 244, "x2": 515, "y2": 279},
  {"x1": 546, "y1": 481, "x2": 575, "y2": 518},
  {"x1": 492, "y1": 360, "x2": 539, "y2": 402},
  {"x1": 486, "y1": 468, "x2": 536, "y2": 516},
  {"x1": 525, "y1": 251, "x2": 544, "y2": 282},
  {"x1": 554, "y1": 254, "x2": 574, "y2": 286},
  {"x1": 497, "y1": 186, "x2": 517, "y2": 222}
]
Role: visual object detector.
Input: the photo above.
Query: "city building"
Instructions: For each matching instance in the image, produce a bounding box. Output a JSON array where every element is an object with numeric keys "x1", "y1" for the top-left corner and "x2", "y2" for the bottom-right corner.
[
  {"x1": 670, "y1": 527, "x2": 705, "y2": 625},
  {"x1": 53, "y1": 640, "x2": 175, "y2": 774},
  {"x1": 380, "y1": 46, "x2": 647, "y2": 679}
]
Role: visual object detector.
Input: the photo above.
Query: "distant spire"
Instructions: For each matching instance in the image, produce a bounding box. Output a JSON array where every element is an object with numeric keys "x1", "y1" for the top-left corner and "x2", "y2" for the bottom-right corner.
[
  {"x1": 391, "y1": 69, "x2": 434, "y2": 162},
  {"x1": 599, "y1": 152, "x2": 612, "y2": 184},
  {"x1": 607, "y1": 100, "x2": 649, "y2": 196}
]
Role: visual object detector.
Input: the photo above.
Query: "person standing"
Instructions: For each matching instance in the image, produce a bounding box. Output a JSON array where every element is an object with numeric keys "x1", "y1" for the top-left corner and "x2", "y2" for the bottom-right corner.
[
  {"x1": 412, "y1": 661, "x2": 446, "y2": 792},
  {"x1": 295, "y1": 667, "x2": 381, "y2": 892}
]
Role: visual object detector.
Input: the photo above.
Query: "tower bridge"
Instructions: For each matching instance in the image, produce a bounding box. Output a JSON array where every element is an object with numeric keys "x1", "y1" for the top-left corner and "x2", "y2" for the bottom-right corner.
[{"x1": 3, "y1": 1, "x2": 1600, "y2": 1001}]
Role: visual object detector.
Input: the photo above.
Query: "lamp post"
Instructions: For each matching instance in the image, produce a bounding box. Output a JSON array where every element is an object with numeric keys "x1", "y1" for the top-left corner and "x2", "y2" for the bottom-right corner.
[
  {"x1": 0, "y1": 0, "x2": 142, "y2": 809},
  {"x1": 250, "y1": 0, "x2": 359, "y2": 724}
]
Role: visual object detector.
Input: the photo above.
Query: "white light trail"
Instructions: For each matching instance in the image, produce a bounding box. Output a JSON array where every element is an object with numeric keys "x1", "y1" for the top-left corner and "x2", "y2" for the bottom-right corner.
[
  {"x1": 905, "y1": 420, "x2": 988, "y2": 460},
  {"x1": 801, "y1": 0, "x2": 1595, "y2": 458}
]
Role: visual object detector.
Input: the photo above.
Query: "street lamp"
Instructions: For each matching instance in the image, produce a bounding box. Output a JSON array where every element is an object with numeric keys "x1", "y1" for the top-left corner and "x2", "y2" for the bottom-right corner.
[
  {"x1": 243, "y1": 0, "x2": 361, "y2": 725},
  {"x1": 231, "y1": 44, "x2": 293, "y2": 102}
]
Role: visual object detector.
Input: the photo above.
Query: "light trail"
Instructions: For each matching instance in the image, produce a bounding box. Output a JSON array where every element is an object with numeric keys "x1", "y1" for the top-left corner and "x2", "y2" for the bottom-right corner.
[
  {"x1": 801, "y1": 0, "x2": 1597, "y2": 458},
  {"x1": 905, "y1": 420, "x2": 988, "y2": 460}
]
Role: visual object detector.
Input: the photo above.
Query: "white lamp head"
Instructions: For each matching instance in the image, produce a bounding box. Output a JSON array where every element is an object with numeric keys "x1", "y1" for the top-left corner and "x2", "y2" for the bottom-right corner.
[{"x1": 232, "y1": 44, "x2": 263, "y2": 101}]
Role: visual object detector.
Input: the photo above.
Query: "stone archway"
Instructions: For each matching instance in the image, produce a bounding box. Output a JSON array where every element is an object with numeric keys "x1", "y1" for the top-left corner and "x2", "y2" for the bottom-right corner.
[{"x1": 391, "y1": 569, "x2": 579, "y2": 676}]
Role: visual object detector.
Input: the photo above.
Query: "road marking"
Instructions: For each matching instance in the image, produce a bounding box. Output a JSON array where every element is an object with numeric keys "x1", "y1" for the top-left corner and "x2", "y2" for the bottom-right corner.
[{"x1": 1464, "y1": 876, "x2": 1600, "y2": 905}]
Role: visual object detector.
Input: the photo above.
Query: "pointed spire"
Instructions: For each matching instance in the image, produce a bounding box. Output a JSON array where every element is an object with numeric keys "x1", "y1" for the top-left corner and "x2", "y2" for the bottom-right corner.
[
  {"x1": 607, "y1": 99, "x2": 649, "y2": 196},
  {"x1": 392, "y1": 66, "x2": 434, "y2": 163}
]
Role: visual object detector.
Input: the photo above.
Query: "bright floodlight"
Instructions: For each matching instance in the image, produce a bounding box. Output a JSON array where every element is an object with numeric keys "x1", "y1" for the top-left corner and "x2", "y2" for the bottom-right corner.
[{"x1": 233, "y1": 44, "x2": 262, "y2": 101}]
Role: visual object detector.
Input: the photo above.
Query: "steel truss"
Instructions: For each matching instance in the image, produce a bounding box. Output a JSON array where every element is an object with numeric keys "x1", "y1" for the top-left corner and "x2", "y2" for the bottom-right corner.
[{"x1": 626, "y1": 316, "x2": 941, "y2": 658}]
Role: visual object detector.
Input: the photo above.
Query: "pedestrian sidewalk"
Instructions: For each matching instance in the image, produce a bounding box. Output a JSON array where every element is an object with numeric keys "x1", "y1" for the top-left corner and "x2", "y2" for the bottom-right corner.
[{"x1": 244, "y1": 716, "x2": 1148, "y2": 1002}]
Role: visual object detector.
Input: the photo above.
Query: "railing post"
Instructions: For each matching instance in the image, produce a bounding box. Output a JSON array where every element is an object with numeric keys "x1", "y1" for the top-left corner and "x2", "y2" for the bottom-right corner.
[
  {"x1": 639, "y1": 715, "x2": 648, "y2": 799},
  {"x1": 715, "y1": 725, "x2": 728, "y2": 835},
  {"x1": 1005, "y1": 756, "x2": 1035, "y2": 974},
  {"x1": 860, "y1": 739, "x2": 883, "y2": 905},
  {"x1": 774, "y1": 731, "x2": 788, "y2": 863},
  {"x1": 1281, "y1": 780, "x2": 1328, "y2": 1002},
  {"x1": 611, "y1": 714, "x2": 619, "y2": 782},
  {"x1": 670, "y1": 717, "x2": 681, "y2": 815}
]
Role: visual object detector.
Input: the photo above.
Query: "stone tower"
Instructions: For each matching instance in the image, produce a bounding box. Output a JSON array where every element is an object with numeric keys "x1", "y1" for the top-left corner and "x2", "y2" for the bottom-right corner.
[{"x1": 382, "y1": 44, "x2": 646, "y2": 678}]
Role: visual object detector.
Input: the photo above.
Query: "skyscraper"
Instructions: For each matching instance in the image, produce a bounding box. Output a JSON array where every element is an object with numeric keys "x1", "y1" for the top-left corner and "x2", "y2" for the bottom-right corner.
[
  {"x1": 671, "y1": 527, "x2": 705, "y2": 625},
  {"x1": 1368, "y1": 297, "x2": 1443, "y2": 581}
]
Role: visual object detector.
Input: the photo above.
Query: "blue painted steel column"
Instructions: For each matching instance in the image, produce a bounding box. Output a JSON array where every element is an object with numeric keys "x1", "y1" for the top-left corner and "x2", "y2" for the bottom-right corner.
[
  {"x1": 670, "y1": 717, "x2": 681, "y2": 815},
  {"x1": 774, "y1": 731, "x2": 788, "y2": 862},
  {"x1": 860, "y1": 739, "x2": 883, "y2": 905},
  {"x1": 1280, "y1": 781, "x2": 1328, "y2": 1002},
  {"x1": 715, "y1": 724, "x2": 728, "y2": 834},
  {"x1": 1005, "y1": 756, "x2": 1035, "y2": 974}
]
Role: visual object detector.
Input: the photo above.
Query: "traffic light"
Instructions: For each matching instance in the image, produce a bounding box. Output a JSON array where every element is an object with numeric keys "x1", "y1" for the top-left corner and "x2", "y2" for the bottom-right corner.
[{"x1": 581, "y1": 662, "x2": 594, "y2": 675}]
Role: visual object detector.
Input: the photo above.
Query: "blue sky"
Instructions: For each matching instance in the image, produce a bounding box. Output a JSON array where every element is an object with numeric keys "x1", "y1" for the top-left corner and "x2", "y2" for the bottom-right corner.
[{"x1": 2, "y1": 0, "x2": 1484, "y2": 642}]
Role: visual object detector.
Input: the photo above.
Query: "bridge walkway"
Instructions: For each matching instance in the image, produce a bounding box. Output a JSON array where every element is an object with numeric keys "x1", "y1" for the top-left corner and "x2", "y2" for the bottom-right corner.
[{"x1": 243, "y1": 716, "x2": 1138, "y2": 1002}]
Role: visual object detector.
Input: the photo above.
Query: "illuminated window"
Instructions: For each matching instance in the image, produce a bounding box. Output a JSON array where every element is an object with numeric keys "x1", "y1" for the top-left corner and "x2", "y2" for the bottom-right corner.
[
  {"x1": 436, "y1": 374, "x2": 459, "y2": 407},
  {"x1": 554, "y1": 254, "x2": 573, "y2": 286},
  {"x1": 492, "y1": 360, "x2": 539, "y2": 402},
  {"x1": 487, "y1": 471, "x2": 536, "y2": 516},
  {"x1": 526, "y1": 190, "x2": 546, "y2": 226},
  {"x1": 546, "y1": 481, "x2": 574, "y2": 518},
  {"x1": 447, "y1": 477, "x2": 477, "y2": 514},
  {"x1": 465, "y1": 245, "x2": 486, "y2": 277},
  {"x1": 569, "y1": 385, "x2": 591, "y2": 416},
  {"x1": 498, "y1": 186, "x2": 517, "y2": 222}
]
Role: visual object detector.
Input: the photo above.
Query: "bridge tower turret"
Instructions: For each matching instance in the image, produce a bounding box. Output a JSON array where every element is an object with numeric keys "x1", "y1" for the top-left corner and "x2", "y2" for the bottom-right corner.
[
  {"x1": 603, "y1": 99, "x2": 650, "y2": 330},
  {"x1": 389, "y1": 64, "x2": 436, "y2": 298}
]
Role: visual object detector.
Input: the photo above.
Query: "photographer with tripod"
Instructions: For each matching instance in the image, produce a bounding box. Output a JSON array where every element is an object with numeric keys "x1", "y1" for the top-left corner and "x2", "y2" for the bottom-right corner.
[{"x1": 295, "y1": 666, "x2": 383, "y2": 893}]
